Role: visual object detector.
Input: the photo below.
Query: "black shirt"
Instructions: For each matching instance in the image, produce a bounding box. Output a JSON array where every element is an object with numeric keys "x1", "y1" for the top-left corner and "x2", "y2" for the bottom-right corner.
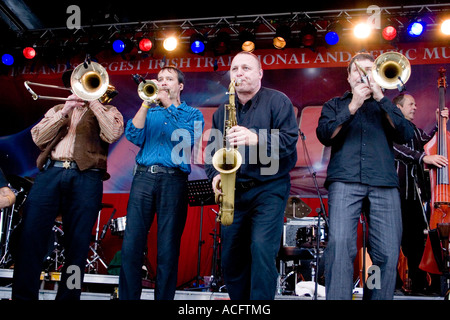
[
  {"x1": 205, "y1": 86, "x2": 299, "y2": 183},
  {"x1": 316, "y1": 91, "x2": 414, "y2": 188}
]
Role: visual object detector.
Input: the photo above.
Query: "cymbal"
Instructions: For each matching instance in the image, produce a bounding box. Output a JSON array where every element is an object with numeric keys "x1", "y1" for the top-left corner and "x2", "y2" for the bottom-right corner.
[{"x1": 285, "y1": 196, "x2": 311, "y2": 219}]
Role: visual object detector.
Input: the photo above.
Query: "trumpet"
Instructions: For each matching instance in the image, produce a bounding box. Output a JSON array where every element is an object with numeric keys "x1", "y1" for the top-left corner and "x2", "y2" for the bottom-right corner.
[
  {"x1": 133, "y1": 74, "x2": 160, "y2": 104},
  {"x1": 24, "y1": 61, "x2": 117, "y2": 103}
]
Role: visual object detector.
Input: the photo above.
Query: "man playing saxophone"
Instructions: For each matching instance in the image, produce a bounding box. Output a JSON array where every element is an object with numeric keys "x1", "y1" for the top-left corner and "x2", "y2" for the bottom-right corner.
[{"x1": 205, "y1": 51, "x2": 299, "y2": 300}]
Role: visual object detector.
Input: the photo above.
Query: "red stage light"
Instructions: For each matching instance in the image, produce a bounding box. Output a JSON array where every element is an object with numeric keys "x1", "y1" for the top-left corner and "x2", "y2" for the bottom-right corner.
[
  {"x1": 23, "y1": 47, "x2": 36, "y2": 59},
  {"x1": 382, "y1": 26, "x2": 397, "y2": 41},
  {"x1": 139, "y1": 38, "x2": 152, "y2": 51}
]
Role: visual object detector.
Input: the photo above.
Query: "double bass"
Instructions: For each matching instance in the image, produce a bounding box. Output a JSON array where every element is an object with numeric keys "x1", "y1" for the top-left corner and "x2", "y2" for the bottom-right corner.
[{"x1": 420, "y1": 67, "x2": 450, "y2": 277}]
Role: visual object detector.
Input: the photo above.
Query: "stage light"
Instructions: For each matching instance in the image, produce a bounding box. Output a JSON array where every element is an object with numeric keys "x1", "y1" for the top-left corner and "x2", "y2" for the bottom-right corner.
[
  {"x1": 1, "y1": 54, "x2": 14, "y2": 65},
  {"x1": 239, "y1": 30, "x2": 255, "y2": 52},
  {"x1": 212, "y1": 31, "x2": 231, "y2": 56},
  {"x1": 325, "y1": 31, "x2": 339, "y2": 45},
  {"x1": 441, "y1": 19, "x2": 450, "y2": 35},
  {"x1": 190, "y1": 34, "x2": 206, "y2": 54},
  {"x1": 273, "y1": 25, "x2": 291, "y2": 49},
  {"x1": 299, "y1": 23, "x2": 317, "y2": 47},
  {"x1": 139, "y1": 38, "x2": 153, "y2": 52},
  {"x1": 163, "y1": 36, "x2": 178, "y2": 52},
  {"x1": 382, "y1": 26, "x2": 397, "y2": 41},
  {"x1": 354, "y1": 22, "x2": 372, "y2": 39},
  {"x1": 23, "y1": 47, "x2": 36, "y2": 59},
  {"x1": 407, "y1": 20, "x2": 425, "y2": 37},
  {"x1": 112, "y1": 39, "x2": 125, "y2": 53}
]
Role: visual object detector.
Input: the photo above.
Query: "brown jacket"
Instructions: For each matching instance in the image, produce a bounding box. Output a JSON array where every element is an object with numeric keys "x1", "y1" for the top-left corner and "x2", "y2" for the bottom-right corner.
[{"x1": 36, "y1": 105, "x2": 114, "y2": 179}]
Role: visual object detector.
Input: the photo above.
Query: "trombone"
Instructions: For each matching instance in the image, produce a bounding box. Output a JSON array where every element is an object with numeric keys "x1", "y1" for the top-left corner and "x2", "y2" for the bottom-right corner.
[
  {"x1": 24, "y1": 61, "x2": 117, "y2": 103},
  {"x1": 355, "y1": 51, "x2": 411, "y2": 91}
]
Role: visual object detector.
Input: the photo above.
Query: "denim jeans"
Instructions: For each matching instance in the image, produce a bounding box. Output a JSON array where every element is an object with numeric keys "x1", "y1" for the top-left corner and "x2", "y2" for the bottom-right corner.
[
  {"x1": 119, "y1": 170, "x2": 188, "y2": 300},
  {"x1": 12, "y1": 166, "x2": 103, "y2": 300},
  {"x1": 325, "y1": 182, "x2": 402, "y2": 300},
  {"x1": 221, "y1": 175, "x2": 290, "y2": 300}
]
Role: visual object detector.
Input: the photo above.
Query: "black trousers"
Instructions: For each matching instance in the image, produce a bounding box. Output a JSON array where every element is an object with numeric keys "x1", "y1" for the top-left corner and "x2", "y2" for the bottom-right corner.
[{"x1": 12, "y1": 165, "x2": 103, "y2": 300}]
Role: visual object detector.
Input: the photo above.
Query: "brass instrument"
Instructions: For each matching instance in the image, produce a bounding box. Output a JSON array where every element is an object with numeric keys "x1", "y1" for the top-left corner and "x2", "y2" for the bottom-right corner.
[
  {"x1": 24, "y1": 61, "x2": 117, "y2": 103},
  {"x1": 138, "y1": 80, "x2": 159, "y2": 104},
  {"x1": 372, "y1": 52, "x2": 411, "y2": 90},
  {"x1": 212, "y1": 79, "x2": 242, "y2": 226}
]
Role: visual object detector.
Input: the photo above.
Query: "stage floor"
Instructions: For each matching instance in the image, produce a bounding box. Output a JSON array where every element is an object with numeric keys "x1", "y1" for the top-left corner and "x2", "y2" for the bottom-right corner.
[{"x1": 0, "y1": 269, "x2": 443, "y2": 301}]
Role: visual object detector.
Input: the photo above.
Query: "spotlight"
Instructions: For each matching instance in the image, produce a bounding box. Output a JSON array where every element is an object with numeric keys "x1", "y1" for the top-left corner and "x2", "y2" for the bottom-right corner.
[
  {"x1": 407, "y1": 20, "x2": 425, "y2": 37},
  {"x1": 1, "y1": 53, "x2": 14, "y2": 66},
  {"x1": 163, "y1": 36, "x2": 178, "y2": 52},
  {"x1": 112, "y1": 39, "x2": 125, "y2": 53},
  {"x1": 299, "y1": 23, "x2": 317, "y2": 47},
  {"x1": 273, "y1": 25, "x2": 291, "y2": 49},
  {"x1": 325, "y1": 31, "x2": 339, "y2": 45},
  {"x1": 239, "y1": 30, "x2": 255, "y2": 52},
  {"x1": 139, "y1": 38, "x2": 153, "y2": 52},
  {"x1": 354, "y1": 22, "x2": 372, "y2": 39},
  {"x1": 441, "y1": 19, "x2": 450, "y2": 35},
  {"x1": 382, "y1": 25, "x2": 397, "y2": 41},
  {"x1": 212, "y1": 32, "x2": 231, "y2": 56},
  {"x1": 23, "y1": 47, "x2": 36, "y2": 59},
  {"x1": 190, "y1": 34, "x2": 206, "y2": 54}
]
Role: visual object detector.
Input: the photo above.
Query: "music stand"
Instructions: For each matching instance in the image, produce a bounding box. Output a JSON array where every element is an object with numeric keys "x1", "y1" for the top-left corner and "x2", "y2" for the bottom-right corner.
[{"x1": 184, "y1": 179, "x2": 215, "y2": 290}]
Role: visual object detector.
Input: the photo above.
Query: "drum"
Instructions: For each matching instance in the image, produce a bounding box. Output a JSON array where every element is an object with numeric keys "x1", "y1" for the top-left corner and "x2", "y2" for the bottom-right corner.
[{"x1": 110, "y1": 216, "x2": 127, "y2": 236}]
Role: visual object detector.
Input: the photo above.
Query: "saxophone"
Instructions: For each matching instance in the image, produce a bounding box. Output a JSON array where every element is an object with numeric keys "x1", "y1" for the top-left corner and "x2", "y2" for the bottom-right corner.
[{"x1": 212, "y1": 79, "x2": 243, "y2": 226}]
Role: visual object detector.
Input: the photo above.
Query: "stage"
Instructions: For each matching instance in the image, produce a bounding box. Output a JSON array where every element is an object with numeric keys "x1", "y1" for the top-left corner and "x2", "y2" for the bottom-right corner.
[{"x1": 0, "y1": 268, "x2": 443, "y2": 301}]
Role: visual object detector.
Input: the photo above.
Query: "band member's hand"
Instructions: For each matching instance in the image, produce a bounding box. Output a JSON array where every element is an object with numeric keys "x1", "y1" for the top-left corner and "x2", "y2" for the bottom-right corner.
[
  {"x1": 436, "y1": 107, "x2": 449, "y2": 122},
  {"x1": 226, "y1": 125, "x2": 258, "y2": 146},
  {"x1": 370, "y1": 80, "x2": 384, "y2": 102},
  {"x1": 349, "y1": 82, "x2": 371, "y2": 114},
  {"x1": 0, "y1": 186, "x2": 15, "y2": 209},
  {"x1": 61, "y1": 94, "x2": 85, "y2": 117},
  {"x1": 212, "y1": 174, "x2": 222, "y2": 194},
  {"x1": 423, "y1": 154, "x2": 448, "y2": 168}
]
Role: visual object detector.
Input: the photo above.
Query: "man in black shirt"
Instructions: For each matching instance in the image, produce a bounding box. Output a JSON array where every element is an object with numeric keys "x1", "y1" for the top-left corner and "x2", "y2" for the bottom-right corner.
[
  {"x1": 393, "y1": 93, "x2": 448, "y2": 294},
  {"x1": 316, "y1": 52, "x2": 414, "y2": 300},
  {"x1": 205, "y1": 51, "x2": 298, "y2": 300}
]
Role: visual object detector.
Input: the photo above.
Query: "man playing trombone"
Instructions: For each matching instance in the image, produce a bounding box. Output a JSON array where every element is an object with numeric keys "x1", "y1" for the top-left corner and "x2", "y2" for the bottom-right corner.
[
  {"x1": 12, "y1": 66, "x2": 124, "y2": 300},
  {"x1": 316, "y1": 52, "x2": 414, "y2": 300}
]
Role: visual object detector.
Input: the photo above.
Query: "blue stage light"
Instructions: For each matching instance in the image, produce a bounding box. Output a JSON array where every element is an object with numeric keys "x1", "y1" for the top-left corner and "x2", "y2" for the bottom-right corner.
[
  {"x1": 191, "y1": 40, "x2": 205, "y2": 54},
  {"x1": 112, "y1": 39, "x2": 125, "y2": 53},
  {"x1": 407, "y1": 21, "x2": 425, "y2": 37},
  {"x1": 1, "y1": 53, "x2": 14, "y2": 65},
  {"x1": 325, "y1": 31, "x2": 339, "y2": 45}
]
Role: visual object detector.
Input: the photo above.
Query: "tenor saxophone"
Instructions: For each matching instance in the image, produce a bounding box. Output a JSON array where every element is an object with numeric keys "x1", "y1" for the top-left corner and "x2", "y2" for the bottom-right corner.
[{"x1": 212, "y1": 79, "x2": 242, "y2": 226}]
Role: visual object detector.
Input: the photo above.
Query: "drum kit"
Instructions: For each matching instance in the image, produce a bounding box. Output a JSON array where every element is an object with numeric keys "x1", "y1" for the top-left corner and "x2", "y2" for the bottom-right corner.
[
  {"x1": 278, "y1": 195, "x2": 328, "y2": 296},
  {"x1": 0, "y1": 175, "x2": 128, "y2": 275}
]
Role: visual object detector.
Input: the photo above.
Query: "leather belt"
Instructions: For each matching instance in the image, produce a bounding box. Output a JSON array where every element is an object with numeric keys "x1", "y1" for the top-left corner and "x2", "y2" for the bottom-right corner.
[
  {"x1": 46, "y1": 159, "x2": 102, "y2": 172},
  {"x1": 237, "y1": 180, "x2": 259, "y2": 190},
  {"x1": 136, "y1": 164, "x2": 182, "y2": 174}
]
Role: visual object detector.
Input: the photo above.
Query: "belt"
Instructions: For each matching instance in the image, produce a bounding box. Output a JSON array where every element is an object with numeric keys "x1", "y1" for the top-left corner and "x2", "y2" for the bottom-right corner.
[
  {"x1": 47, "y1": 159, "x2": 103, "y2": 172},
  {"x1": 51, "y1": 160, "x2": 79, "y2": 170},
  {"x1": 136, "y1": 164, "x2": 182, "y2": 174},
  {"x1": 237, "y1": 180, "x2": 259, "y2": 190}
]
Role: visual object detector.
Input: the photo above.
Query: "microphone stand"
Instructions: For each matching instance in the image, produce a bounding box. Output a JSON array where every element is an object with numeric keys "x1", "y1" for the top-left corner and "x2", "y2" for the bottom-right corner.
[{"x1": 299, "y1": 129, "x2": 329, "y2": 300}]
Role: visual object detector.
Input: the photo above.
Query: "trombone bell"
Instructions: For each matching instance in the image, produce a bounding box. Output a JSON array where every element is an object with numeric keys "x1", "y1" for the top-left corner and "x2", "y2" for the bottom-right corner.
[{"x1": 372, "y1": 52, "x2": 411, "y2": 90}]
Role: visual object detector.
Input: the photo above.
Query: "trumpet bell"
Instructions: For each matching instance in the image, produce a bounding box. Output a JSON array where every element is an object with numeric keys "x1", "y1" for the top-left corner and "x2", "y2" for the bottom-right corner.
[
  {"x1": 372, "y1": 52, "x2": 411, "y2": 90},
  {"x1": 138, "y1": 80, "x2": 159, "y2": 102},
  {"x1": 71, "y1": 61, "x2": 110, "y2": 101}
]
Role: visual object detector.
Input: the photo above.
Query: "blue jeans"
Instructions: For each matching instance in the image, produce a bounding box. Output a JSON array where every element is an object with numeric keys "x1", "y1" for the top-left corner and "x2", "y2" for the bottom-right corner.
[
  {"x1": 325, "y1": 182, "x2": 402, "y2": 300},
  {"x1": 221, "y1": 175, "x2": 290, "y2": 300},
  {"x1": 119, "y1": 170, "x2": 188, "y2": 300},
  {"x1": 12, "y1": 166, "x2": 103, "y2": 300}
]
